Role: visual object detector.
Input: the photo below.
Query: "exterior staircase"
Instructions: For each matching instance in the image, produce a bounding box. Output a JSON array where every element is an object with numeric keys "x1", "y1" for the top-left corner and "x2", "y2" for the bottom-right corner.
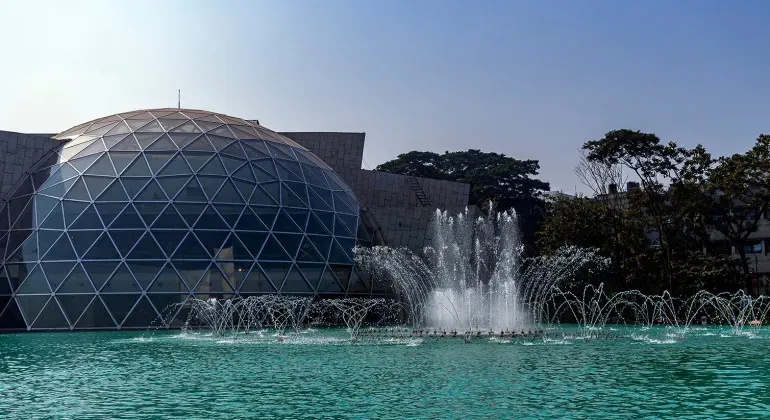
[{"x1": 406, "y1": 176, "x2": 432, "y2": 207}]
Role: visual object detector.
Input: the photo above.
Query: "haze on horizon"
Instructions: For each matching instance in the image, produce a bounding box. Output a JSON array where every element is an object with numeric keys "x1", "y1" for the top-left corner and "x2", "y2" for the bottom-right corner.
[{"x1": 2, "y1": 0, "x2": 769, "y2": 194}]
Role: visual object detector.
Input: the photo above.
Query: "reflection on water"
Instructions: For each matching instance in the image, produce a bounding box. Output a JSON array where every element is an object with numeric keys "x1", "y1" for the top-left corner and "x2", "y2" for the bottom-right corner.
[{"x1": 2, "y1": 327, "x2": 770, "y2": 418}]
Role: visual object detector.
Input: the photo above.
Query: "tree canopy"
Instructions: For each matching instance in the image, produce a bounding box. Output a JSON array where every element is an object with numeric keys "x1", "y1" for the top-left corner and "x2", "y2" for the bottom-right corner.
[{"x1": 376, "y1": 149, "x2": 549, "y2": 247}]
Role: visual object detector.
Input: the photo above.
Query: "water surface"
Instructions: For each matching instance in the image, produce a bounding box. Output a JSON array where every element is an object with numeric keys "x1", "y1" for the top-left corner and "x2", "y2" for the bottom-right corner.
[{"x1": 1, "y1": 327, "x2": 769, "y2": 419}]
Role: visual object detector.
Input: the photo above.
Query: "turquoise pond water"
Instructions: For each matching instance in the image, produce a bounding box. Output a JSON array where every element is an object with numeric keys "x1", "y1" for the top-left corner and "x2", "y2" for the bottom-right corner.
[{"x1": 1, "y1": 327, "x2": 770, "y2": 419}]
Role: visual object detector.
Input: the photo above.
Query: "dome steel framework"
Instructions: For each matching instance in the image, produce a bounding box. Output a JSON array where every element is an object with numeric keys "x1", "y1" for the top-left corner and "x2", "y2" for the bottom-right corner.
[{"x1": 0, "y1": 108, "x2": 369, "y2": 331}]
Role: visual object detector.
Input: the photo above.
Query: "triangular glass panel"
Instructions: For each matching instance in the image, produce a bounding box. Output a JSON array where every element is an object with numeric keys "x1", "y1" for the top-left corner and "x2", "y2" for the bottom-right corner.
[
  {"x1": 126, "y1": 233, "x2": 164, "y2": 260},
  {"x1": 134, "y1": 133, "x2": 162, "y2": 150},
  {"x1": 94, "y1": 202, "x2": 126, "y2": 227},
  {"x1": 258, "y1": 262, "x2": 291, "y2": 290},
  {"x1": 297, "y1": 263, "x2": 324, "y2": 289},
  {"x1": 144, "y1": 152, "x2": 174, "y2": 175},
  {"x1": 193, "y1": 119, "x2": 222, "y2": 132},
  {"x1": 152, "y1": 230, "x2": 187, "y2": 256},
  {"x1": 101, "y1": 294, "x2": 140, "y2": 325},
  {"x1": 195, "y1": 231, "x2": 226, "y2": 259},
  {"x1": 266, "y1": 142, "x2": 296, "y2": 160},
  {"x1": 235, "y1": 207, "x2": 267, "y2": 231},
  {"x1": 135, "y1": 119, "x2": 163, "y2": 133},
  {"x1": 0, "y1": 298, "x2": 25, "y2": 329},
  {"x1": 285, "y1": 182, "x2": 309, "y2": 207},
  {"x1": 37, "y1": 228, "x2": 61, "y2": 258},
  {"x1": 43, "y1": 234, "x2": 76, "y2": 260},
  {"x1": 252, "y1": 159, "x2": 278, "y2": 179},
  {"x1": 68, "y1": 230, "x2": 102, "y2": 258},
  {"x1": 34, "y1": 195, "x2": 59, "y2": 227},
  {"x1": 75, "y1": 296, "x2": 116, "y2": 328},
  {"x1": 68, "y1": 153, "x2": 101, "y2": 174},
  {"x1": 308, "y1": 185, "x2": 334, "y2": 210},
  {"x1": 120, "y1": 178, "x2": 149, "y2": 199},
  {"x1": 221, "y1": 156, "x2": 245, "y2": 174},
  {"x1": 221, "y1": 142, "x2": 247, "y2": 159},
  {"x1": 109, "y1": 152, "x2": 139, "y2": 174},
  {"x1": 168, "y1": 133, "x2": 200, "y2": 149},
  {"x1": 273, "y1": 209, "x2": 302, "y2": 233},
  {"x1": 147, "y1": 134, "x2": 179, "y2": 151},
  {"x1": 297, "y1": 237, "x2": 324, "y2": 262},
  {"x1": 232, "y1": 179, "x2": 256, "y2": 202},
  {"x1": 302, "y1": 164, "x2": 330, "y2": 188},
  {"x1": 40, "y1": 261, "x2": 74, "y2": 292},
  {"x1": 195, "y1": 264, "x2": 234, "y2": 294},
  {"x1": 72, "y1": 139, "x2": 107, "y2": 160},
  {"x1": 134, "y1": 202, "x2": 167, "y2": 226},
  {"x1": 102, "y1": 133, "x2": 130, "y2": 149},
  {"x1": 122, "y1": 155, "x2": 151, "y2": 176},
  {"x1": 104, "y1": 121, "x2": 131, "y2": 136},
  {"x1": 82, "y1": 176, "x2": 113, "y2": 200},
  {"x1": 16, "y1": 295, "x2": 50, "y2": 325},
  {"x1": 57, "y1": 295, "x2": 95, "y2": 325},
  {"x1": 173, "y1": 202, "x2": 206, "y2": 226},
  {"x1": 173, "y1": 261, "x2": 208, "y2": 290},
  {"x1": 317, "y1": 267, "x2": 344, "y2": 293},
  {"x1": 148, "y1": 264, "x2": 189, "y2": 293},
  {"x1": 233, "y1": 164, "x2": 256, "y2": 183},
  {"x1": 213, "y1": 204, "x2": 242, "y2": 227},
  {"x1": 84, "y1": 154, "x2": 116, "y2": 176},
  {"x1": 314, "y1": 211, "x2": 335, "y2": 234},
  {"x1": 82, "y1": 261, "x2": 119, "y2": 290},
  {"x1": 152, "y1": 205, "x2": 186, "y2": 229},
  {"x1": 109, "y1": 204, "x2": 145, "y2": 229},
  {"x1": 329, "y1": 239, "x2": 353, "y2": 264},
  {"x1": 274, "y1": 233, "x2": 302, "y2": 259},
  {"x1": 169, "y1": 121, "x2": 201, "y2": 134},
  {"x1": 207, "y1": 131, "x2": 235, "y2": 146},
  {"x1": 280, "y1": 265, "x2": 313, "y2": 293},
  {"x1": 157, "y1": 118, "x2": 183, "y2": 132},
  {"x1": 242, "y1": 142, "x2": 271, "y2": 160},
  {"x1": 107, "y1": 230, "x2": 145, "y2": 256},
  {"x1": 126, "y1": 260, "x2": 165, "y2": 290},
  {"x1": 258, "y1": 235, "x2": 291, "y2": 261},
  {"x1": 306, "y1": 212, "x2": 331, "y2": 235},
  {"x1": 275, "y1": 160, "x2": 304, "y2": 182},
  {"x1": 173, "y1": 234, "x2": 209, "y2": 260},
  {"x1": 84, "y1": 120, "x2": 118, "y2": 136},
  {"x1": 249, "y1": 185, "x2": 279, "y2": 206},
  {"x1": 62, "y1": 200, "x2": 88, "y2": 226},
  {"x1": 182, "y1": 151, "x2": 214, "y2": 173},
  {"x1": 101, "y1": 264, "x2": 141, "y2": 293},
  {"x1": 71, "y1": 205, "x2": 103, "y2": 229},
  {"x1": 95, "y1": 180, "x2": 128, "y2": 202},
  {"x1": 125, "y1": 118, "x2": 152, "y2": 131},
  {"x1": 216, "y1": 233, "x2": 253, "y2": 261},
  {"x1": 38, "y1": 177, "x2": 76, "y2": 199},
  {"x1": 17, "y1": 265, "x2": 51, "y2": 294},
  {"x1": 261, "y1": 181, "x2": 282, "y2": 202},
  {"x1": 238, "y1": 265, "x2": 276, "y2": 293},
  {"x1": 149, "y1": 110, "x2": 175, "y2": 119},
  {"x1": 83, "y1": 233, "x2": 121, "y2": 260},
  {"x1": 214, "y1": 179, "x2": 244, "y2": 204},
  {"x1": 198, "y1": 176, "x2": 225, "y2": 200},
  {"x1": 112, "y1": 134, "x2": 142, "y2": 152},
  {"x1": 307, "y1": 235, "x2": 331, "y2": 260},
  {"x1": 251, "y1": 206, "x2": 278, "y2": 229},
  {"x1": 31, "y1": 298, "x2": 68, "y2": 329},
  {"x1": 286, "y1": 209, "x2": 309, "y2": 230},
  {"x1": 195, "y1": 205, "x2": 229, "y2": 230},
  {"x1": 235, "y1": 231, "x2": 268, "y2": 257},
  {"x1": 183, "y1": 136, "x2": 216, "y2": 152},
  {"x1": 198, "y1": 155, "x2": 227, "y2": 175},
  {"x1": 325, "y1": 171, "x2": 346, "y2": 191},
  {"x1": 338, "y1": 214, "x2": 358, "y2": 237},
  {"x1": 217, "y1": 261, "x2": 250, "y2": 290},
  {"x1": 157, "y1": 175, "x2": 190, "y2": 199},
  {"x1": 58, "y1": 264, "x2": 94, "y2": 293},
  {"x1": 157, "y1": 154, "x2": 190, "y2": 176},
  {"x1": 0, "y1": 268, "x2": 11, "y2": 295},
  {"x1": 135, "y1": 180, "x2": 167, "y2": 202}
]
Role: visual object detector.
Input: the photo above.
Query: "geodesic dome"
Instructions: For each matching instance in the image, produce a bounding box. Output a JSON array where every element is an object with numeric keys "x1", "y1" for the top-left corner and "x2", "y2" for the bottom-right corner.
[{"x1": 0, "y1": 108, "x2": 363, "y2": 331}]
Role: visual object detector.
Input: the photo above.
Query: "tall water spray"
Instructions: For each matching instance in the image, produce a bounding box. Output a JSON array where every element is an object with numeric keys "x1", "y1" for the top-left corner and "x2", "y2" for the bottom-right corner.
[{"x1": 357, "y1": 205, "x2": 599, "y2": 332}]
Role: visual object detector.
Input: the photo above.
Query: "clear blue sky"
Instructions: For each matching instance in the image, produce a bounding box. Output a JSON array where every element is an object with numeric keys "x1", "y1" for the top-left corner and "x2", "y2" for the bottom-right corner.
[{"x1": 2, "y1": 0, "x2": 770, "y2": 193}]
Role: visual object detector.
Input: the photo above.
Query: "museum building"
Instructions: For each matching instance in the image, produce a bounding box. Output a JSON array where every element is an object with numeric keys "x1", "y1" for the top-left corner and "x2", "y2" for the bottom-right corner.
[{"x1": 0, "y1": 108, "x2": 469, "y2": 331}]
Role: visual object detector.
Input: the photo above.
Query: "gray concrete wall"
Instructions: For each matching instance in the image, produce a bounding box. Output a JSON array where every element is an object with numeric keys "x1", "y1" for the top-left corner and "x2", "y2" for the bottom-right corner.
[
  {"x1": 280, "y1": 132, "x2": 365, "y2": 176},
  {"x1": 0, "y1": 131, "x2": 60, "y2": 200}
]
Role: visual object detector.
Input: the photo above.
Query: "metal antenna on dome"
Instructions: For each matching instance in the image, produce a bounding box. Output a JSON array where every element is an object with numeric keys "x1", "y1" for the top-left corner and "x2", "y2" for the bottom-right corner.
[{"x1": 178, "y1": 89, "x2": 181, "y2": 109}]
